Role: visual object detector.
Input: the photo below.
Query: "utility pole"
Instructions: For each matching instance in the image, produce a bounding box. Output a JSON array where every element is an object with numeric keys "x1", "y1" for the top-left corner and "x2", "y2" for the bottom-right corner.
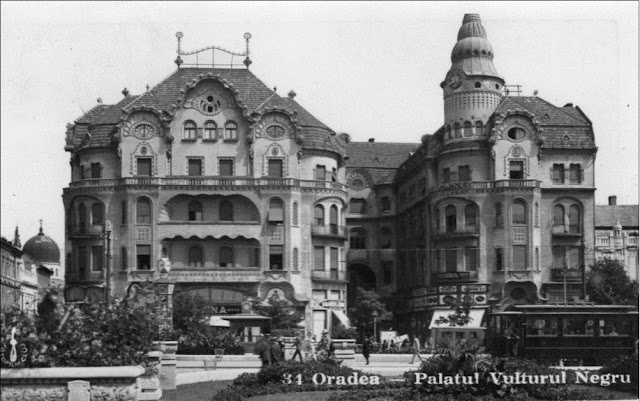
[
  {"x1": 580, "y1": 239, "x2": 586, "y2": 299},
  {"x1": 104, "y1": 221, "x2": 112, "y2": 306}
]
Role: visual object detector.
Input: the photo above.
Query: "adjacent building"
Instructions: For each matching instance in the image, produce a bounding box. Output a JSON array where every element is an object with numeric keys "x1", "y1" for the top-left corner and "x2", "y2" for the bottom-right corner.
[
  {"x1": 595, "y1": 196, "x2": 639, "y2": 282},
  {"x1": 1, "y1": 237, "x2": 22, "y2": 311}
]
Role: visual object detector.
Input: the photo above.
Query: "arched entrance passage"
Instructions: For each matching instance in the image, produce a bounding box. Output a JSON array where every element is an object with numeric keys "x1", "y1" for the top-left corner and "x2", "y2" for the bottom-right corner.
[{"x1": 347, "y1": 263, "x2": 376, "y2": 308}]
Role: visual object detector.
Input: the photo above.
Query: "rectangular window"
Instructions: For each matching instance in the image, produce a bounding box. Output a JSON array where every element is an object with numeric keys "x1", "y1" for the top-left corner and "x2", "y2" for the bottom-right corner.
[
  {"x1": 121, "y1": 201, "x2": 127, "y2": 225},
  {"x1": 268, "y1": 159, "x2": 283, "y2": 178},
  {"x1": 381, "y1": 197, "x2": 391, "y2": 213},
  {"x1": 458, "y1": 165, "x2": 471, "y2": 182},
  {"x1": 349, "y1": 199, "x2": 366, "y2": 214},
  {"x1": 567, "y1": 246, "x2": 580, "y2": 269},
  {"x1": 315, "y1": 165, "x2": 326, "y2": 180},
  {"x1": 495, "y1": 248, "x2": 503, "y2": 271},
  {"x1": 330, "y1": 247, "x2": 339, "y2": 279},
  {"x1": 443, "y1": 168, "x2": 451, "y2": 183},
  {"x1": 269, "y1": 245, "x2": 283, "y2": 270},
  {"x1": 553, "y1": 246, "x2": 565, "y2": 268},
  {"x1": 188, "y1": 159, "x2": 202, "y2": 176},
  {"x1": 249, "y1": 246, "x2": 260, "y2": 267},
  {"x1": 313, "y1": 290, "x2": 326, "y2": 303},
  {"x1": 91, "y1": 246, "x2": 104, "y2": 272},
  {"x1": 137, "y1": 245, "x2": 151, "y2": 270},
  {"x1": 219, "y1": 159, "x2": 234, "y2": 176},
  {"x1": 137, "y1": 158, "x2": 152, "y2": 177},
  {"x1": 465, "y1": 247, "x2": 477, "y2": 271},
  {"x1": 509, "y1": 161, "x2": 524, "y2": 179},
  {"x1": 78, "y1": 246, "x2": 87, "y2": 277},
  {"x1": 383, "y1": 262, "x2": 393, "y2": 285},
  {"x1": 314, "y1": 246, "x2": 325, "y2": 271},
  {"x1": 552, "y1": 164, "x2": 565, "y2": 184},
  {"x1": 329, "y1": 290, "x2": 341, "y2": 300},
  {"x1": 445, "y1": 248, "x2": 457, "y2": 272},
  {"x1": 90, "y1": 163, "x2": 102, "y2": 179},
  {"x1": 513, "y1": 245, "x2": 527, "y2": 269},
  {"x1": 569, "y1": 164, "x2": 582, "y2": 184},
  {"x1": 331, "y1": 168, "x2": 337, "y2": 182}
]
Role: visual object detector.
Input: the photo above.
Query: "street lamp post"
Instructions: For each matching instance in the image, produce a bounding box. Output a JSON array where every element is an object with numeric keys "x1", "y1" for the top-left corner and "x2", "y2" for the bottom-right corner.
[
  {"x1": 104, "y1": 221, "x2": 112, "y2": 306},
  {"x1": 372, "y1": 310, "x2": 378, "y2": 343}
]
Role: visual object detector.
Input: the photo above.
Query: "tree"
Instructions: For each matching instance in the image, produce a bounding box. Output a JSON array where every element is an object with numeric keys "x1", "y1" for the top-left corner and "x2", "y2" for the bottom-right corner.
[
  {"x1": 254, "y1": 297, "x2": 302, "y2": 334},
  {"x1": 587, "y1": 258, "x2": 639, "y2": 306},
  {"x1": 347, "y1": 287, "x2": 391, "y2": 340}
]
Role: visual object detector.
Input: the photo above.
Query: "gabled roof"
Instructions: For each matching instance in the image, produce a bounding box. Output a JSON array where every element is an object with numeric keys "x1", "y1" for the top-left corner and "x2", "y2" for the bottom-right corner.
[
  {"x1": 493, "y1": 96, "x2": 595, "y2": 149},
  {"x1": 595, "y1": 205, "x2": 639, "y2": 229}
]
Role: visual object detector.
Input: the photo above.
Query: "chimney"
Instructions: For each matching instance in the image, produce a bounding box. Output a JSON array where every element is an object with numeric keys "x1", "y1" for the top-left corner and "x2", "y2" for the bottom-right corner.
[
  {"x1": 563, "y1": 103, "x2": 573, "y2": 108},
  {"x1": 368, "y1": 138, "x2": 375, "y2": 143},
  {"x1": 608, "y1": 196, "x2": 617, "y2": 206},
  {"x1": 288, "y1": 90, "x2": 296, "y2": 99},
  {"x1": 122, "y1": 87, "x2": 130, "y2": 98}
]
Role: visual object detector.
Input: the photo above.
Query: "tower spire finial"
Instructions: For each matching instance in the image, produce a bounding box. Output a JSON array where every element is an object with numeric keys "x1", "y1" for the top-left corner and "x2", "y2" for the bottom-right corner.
[
  {"x1": 243, "y1": 32, "x2": 252, "y2": 69},
  {"x1": 175, "y1": 32, "x2": 184, "y2": 68},
  {"x1": 13, "y1": 225, "x2": 21, "y2": 248},
  {"x1": 39, "y1": 219, "x2": 44, "y2": 235}
]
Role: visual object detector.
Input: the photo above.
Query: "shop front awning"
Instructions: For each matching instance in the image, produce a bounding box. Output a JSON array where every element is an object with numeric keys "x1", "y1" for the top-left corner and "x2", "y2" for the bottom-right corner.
[
  {"x1": 429, "y1": 309, "x2": 486, "y2": 330},
  {"x1": 332, "y1": 310, "x2": 350, "y2": 327}
]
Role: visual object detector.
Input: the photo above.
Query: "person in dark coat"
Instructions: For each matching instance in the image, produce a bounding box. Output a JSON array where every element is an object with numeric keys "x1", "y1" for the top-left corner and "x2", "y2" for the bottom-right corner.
[
  {"x1": 362, "y1": 336, "x2": 372, "y2": 365},
  {"x1": 256, "y1": 335, "x2": 272, "y2": 366},
  {"x1": 270, "y1": 337, "x2": 282, "y2": 363},
  {"x1": 278, "y1": 337, "x2": 286, "y2": 361},
  {"x1": 291, "y1": 334, "x2": 304, "y2": 362}
]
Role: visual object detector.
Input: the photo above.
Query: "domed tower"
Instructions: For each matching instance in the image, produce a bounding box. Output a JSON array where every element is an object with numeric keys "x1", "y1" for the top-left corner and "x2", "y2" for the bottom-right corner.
[
  {"x1": 23, "y1": 220, "x2": 63, "y2": 286},
  {"x1": 441, "y1": 14, "x2": 504, "y2": 142}
]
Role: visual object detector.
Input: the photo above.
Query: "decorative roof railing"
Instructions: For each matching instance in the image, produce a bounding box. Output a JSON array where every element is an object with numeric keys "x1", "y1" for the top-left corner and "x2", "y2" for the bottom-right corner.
[{"x1": 174, "y1": 32, "x2": 252, "y2": 69}]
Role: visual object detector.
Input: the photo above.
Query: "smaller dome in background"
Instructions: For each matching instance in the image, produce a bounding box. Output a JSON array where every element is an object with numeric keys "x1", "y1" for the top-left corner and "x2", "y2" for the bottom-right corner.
[{"x1": 22, "y1": 221, "x2": 60, "y2": 264}]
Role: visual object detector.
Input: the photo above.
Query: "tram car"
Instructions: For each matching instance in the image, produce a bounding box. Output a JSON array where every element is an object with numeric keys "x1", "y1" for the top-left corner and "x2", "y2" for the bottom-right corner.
[{"x1": 488, "y1": 304, "x2": 638, "y2": 364}]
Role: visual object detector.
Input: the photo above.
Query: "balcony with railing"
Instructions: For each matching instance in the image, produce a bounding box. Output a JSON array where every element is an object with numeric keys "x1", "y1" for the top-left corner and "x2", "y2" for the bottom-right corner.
[
  {"x1": 595, "y1": 237, "x2": 611, "y2": 248},
  {"x1": 66, "y1": 177, "x2": 348, "y2": 192},
  {"x1": 550, "y1": 268, "x2": 583, "y2": 282},
  {"x1": 552, "y1": 224, "x2": 582, "y2": 237},
  {"x1": 311, "y1": 224, "x2": 348, "y2": 239},
  {"x1": 312, "y1": 270, "x2": 346, "y2": 282},
  {"x1": 437, "y1": 179, "x2": 540, "y2": 194},
  {"x1": 433, "y1": 270, "x2": 479, "y2": 283},
  {"x1": 168, "y1": 267, "x2": 264, "y2": 283},
  {"x1": 432, "y1": 225, "x2": 479, "y2": 240}
]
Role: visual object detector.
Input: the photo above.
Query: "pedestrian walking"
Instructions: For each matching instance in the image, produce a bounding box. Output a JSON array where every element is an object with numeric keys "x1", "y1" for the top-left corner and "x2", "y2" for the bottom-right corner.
[
  {"x1": 409, "y1": 335, "x2": 424, "y2": 364},
  {"x1": 362, "y1": 336, "x2": 372, "y2": 365},
  {"x1": 291, "y1": 333, "x2": 304, "y2": 362},
  {"x1": 303, "y1": 332, "x2": 316, "y2": 361},
  {"x1": 278, "y1": 337, "x2": 286, "y2": 361}
]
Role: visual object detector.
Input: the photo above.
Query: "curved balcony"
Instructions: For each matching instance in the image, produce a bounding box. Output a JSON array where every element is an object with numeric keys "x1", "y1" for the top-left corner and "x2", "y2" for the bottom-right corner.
[
  {"x1": 433, "y1": 271, "x2": 478, "y2": 283},
  {"x1": 432, "y1": 227, "x2": 479, "y2": 241},
  {"x1": 552, "y1": 225, "x2": 582, "y2": 238},
  {"x1": 550, "y1": 268, "x2": 583, "y2": 282},
  {"x1": 65, "y1": 177, "x2": 347, "y2": 194},
  {"x1": 168, "y1": 268, "x2": 263, "y2": 283},
  {"x1": 157, "y1": 221, "x2": 261, "y2": 240},
  {"x1": 311, "y1": 224, "x2": 348, "y2": 239}
]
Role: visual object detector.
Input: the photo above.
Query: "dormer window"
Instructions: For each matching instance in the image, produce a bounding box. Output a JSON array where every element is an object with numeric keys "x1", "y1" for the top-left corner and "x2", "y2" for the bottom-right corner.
[{"x1": 266, "y1": 125, "x2": 285, "y2": 139}]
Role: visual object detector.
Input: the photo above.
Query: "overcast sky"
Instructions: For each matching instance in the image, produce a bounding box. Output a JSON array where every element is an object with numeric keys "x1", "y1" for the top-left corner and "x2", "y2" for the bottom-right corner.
[{"x1": 1, "y1": 1, "x2": 637, "y2": 261}]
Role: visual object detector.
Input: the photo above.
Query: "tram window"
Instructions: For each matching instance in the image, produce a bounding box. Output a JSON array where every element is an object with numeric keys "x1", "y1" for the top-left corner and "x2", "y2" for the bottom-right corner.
[
  {"x1": 528, "y1": 318, "x2": 558, "y2": 336},
  {"x1": 599, "y1": 320, "x2": 630, "y2": 336},
  {"x1": 455, "y1": 332, "x2": 465, "y2": 341},
  {"x1": 563, "y1": 318, "x2": 588, "y2": 336}
]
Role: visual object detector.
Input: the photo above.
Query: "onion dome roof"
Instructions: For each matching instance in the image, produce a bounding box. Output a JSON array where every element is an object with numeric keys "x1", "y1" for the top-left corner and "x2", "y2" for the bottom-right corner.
[
  {"x1": 23, "y1": 222, "x2": 60, "y2": 264},
  {"x1": 448, "y1": 14, "x2": 502, "y2": 80}
]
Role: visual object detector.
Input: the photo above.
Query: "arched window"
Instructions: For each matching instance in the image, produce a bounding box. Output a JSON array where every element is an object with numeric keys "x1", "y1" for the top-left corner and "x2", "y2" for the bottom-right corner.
[
  {"x1": 91, "y1": 203, "x2": 104, "y2": 225},
  {"x1": 464, "y1": 121, "x2": 473, "y2": 137},
  {"x1": 292, "y1": 248, "x2": 299, "y2": 271},
  {"x1": 78, "y1": 203, "x2": 87, "y2": 233},
  {"x1": 379, "y1": 227, "x2": 392, "y2": 248},
  {"x1": 534, "y1": 202, "x2": 539, "y2": 227},
  {"x1": 188, "y1": 246, "x2": 203, "y2": 267},
  {"x1": 136, "y1": 198, "x2": 151, "y2": 224},
  {"x1": 292, "y1": 202, "x2": 299, "y2": 225},
  {"x1": 329, "y1": 205, "x2": 339, "y2": 234},
  {"x1": 553, "y1": 205, "x2": 565, "y2": 228},
  {"x1": 464, "y1": 204, "x2": 477, "y2": 231},
  {"x1": 314, "y1": 205, "x2": 325, "y2": 226},
  {"x1": 446, "y1": 125, "x2": 452, "y2": 139},
  {"x1": 349, "y1": 228, "x2": 367, "y2": 249},
  {"x1": 224, "y1": 121, "x2": 238, "y2": 140},
  {"x1": 203, "y1": 121, "x2": 217, "y2": 140},
  {"x1": 495, "y1": 202, "x2": 503, "y2": 227},
  {"x1": 220, "y1": 246, "x2": 234, "y2": 267},
  {"x1": 121, "y1": 247, "x2": 128, "y2": 271},
  {"x1": 512, "y1": 200, "x2": 527, "y2": 225},
  {"x1": 454, "y1": 123, "x2": 462, "y2": 138},
  {"x1": 568, "y1": 205, "x2": 581, "y2": 234},
  {"x1": 183, "y1": 120, "x2": 197, "y2": 140},
  {"x1": 475, "y1": 121, "x2": 484, "y2": 136},
  {"x1": 188, "y1": 201, "x2": 203, "y2": 221},
  {"x1": 445, "y1": 205, "x2": 457, "y2": 233},
  {"x1": 219, "y1": 200, "x2": 233, "y2": 222}
]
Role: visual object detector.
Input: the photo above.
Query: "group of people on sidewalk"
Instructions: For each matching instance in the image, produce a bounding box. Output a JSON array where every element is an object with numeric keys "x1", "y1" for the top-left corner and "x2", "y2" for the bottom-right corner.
[
  {"x1": 362, "y1": 334, "x2": 430, "y2": 365},
  {"x1": 257, "y1": 330, "x2": 335, "y2": 366}
]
